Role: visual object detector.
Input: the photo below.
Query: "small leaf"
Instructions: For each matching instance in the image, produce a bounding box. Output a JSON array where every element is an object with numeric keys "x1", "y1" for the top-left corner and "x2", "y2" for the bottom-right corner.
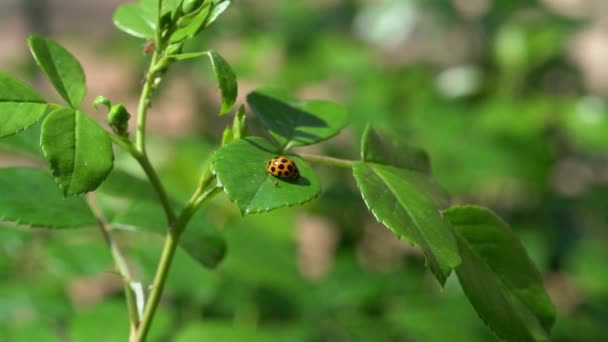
[
  {"x1": 232, "y1": 105, "x2": 248, "y2": 139},
  {"x1": 165, "y1": 50, "x2": 237, "y2": 115},
  {"x1": 171, "y1": 2, "x2": 212, "y2": 42},
  {"x1": 41, "y1": 108, "x2": 114, "y2": 195},
  {"x1": 0, "y1": 167, "x2": 97, "y2": 228},
  {"x1": 247, "y1": 88, "x2": 348, "y2": 149},
  {"x1": 206, "y1": 51, "x2": 237, "y2": 115},
  {"x1": 180, "y1": 213, "x2": 226, "y2": 269},
  {"x1": 28, "y1": 35, "x2": 86, "y2": 108},
  {"x1": 361, "y1": 124, "x2": 431, "y2": 174},
  {"x1": 206, "y1": 0, "x2": 231, "y2": 26},
  {"x1": 353, "y1": 162, "x2": 460, "y2": 285},
  {"x1": 112, "y1": 3, "x2": 156, "y2": 39},
  {"x1": 211, "y1": 137, "x2": 320, "y2": 215},
  {"x1": 445, "y1": 205, "x2": 556, "y2": 342},
  {"x1": 0, "y1": 72, "x2": 47, "y2": 137}
]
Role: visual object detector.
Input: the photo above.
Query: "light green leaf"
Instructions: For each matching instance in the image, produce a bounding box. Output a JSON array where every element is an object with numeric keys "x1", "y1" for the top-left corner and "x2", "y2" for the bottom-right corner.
[
  {"x1": 361, "y1": 124, "x2": 431, "y2": 174},
  {"x1": 206, "y1": 51, "x2": 237, "y2": 115},
  {"x1": 41, "y1": 108, "x2": 114, "y2": 196},
  {"x1": 247, "y1": 88, "x2": 348, "y2": 149},
  {"x1": 0, "y1": 72, "x2": 47, "y2": 137},
  {"x1": 166, "y1": 50, "x2": 237, "y2": 115},
  {"x1": 112, "y1": 1, "x2": 157, "y2": 39},
  {"x1": 206, "y1": 0, "x2": 231, "y2": 26},
  {"x1": 445, "y1": 205, "x2": 556, "y2": 342},
  {"x1": 28, "y1": 35, "x2": 86, "y2": 108},
  {"x1": 352, "y1": 162, "x2": 460, "y2": 285},
  {"x1": 0, "y1": 167, "x2": 97, "y2": 228},
  {"x1": 211, "y1": 137, "x2": 320, "y2": 214}
]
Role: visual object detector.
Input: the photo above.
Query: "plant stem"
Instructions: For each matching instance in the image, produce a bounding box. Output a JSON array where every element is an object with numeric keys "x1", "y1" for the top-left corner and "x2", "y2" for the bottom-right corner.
[
  {"x1": 134, "y1": 184, "x2": 220, "y2": 342},
  {"x1": 135, "y1": 52, "x2": 158, "y2": 153},
  {"x1": 88, "y1": 195, "x2": 140, "y2": 329},
  {"x1": 133, "y1": 151, "x2": 177, "y2": 225},
  {"x1": 298, "y1": 153, "x2": 356, "y2": 168}
]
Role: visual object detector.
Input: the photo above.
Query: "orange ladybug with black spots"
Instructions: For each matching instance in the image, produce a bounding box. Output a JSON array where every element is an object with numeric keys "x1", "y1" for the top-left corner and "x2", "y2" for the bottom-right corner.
[{"x1": 266, "y1": 156, "x2": 300, "y2": 181}]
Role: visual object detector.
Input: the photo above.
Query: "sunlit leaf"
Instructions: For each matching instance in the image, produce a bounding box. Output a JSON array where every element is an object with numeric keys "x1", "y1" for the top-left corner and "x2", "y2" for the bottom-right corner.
[
  {"x1": 0, "y1": 72, "x2": 47, "y2": 137},
  {"x1": 353, "y1": 162, "x2": 460, "y2": 285},
  {"x1": 28, "y1": 35, "x2": 86, "y2": 108},
  {"x1": 41, "y1": 108, "x2": 113, "y2": 195},
  {"x1": 211, "y1": 137, "x2": 320, "y2": 214}
]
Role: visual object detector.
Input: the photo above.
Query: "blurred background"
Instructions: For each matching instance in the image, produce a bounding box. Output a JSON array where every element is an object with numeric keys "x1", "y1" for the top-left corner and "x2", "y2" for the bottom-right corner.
[{"x1": 1, "y1": 0, "x2": 608, "y2": 340}]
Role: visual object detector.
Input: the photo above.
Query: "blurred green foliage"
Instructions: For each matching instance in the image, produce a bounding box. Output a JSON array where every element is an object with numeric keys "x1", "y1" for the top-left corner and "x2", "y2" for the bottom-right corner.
[{"x1": 2, "y1": 0, "x2": 608, "y2": 341}]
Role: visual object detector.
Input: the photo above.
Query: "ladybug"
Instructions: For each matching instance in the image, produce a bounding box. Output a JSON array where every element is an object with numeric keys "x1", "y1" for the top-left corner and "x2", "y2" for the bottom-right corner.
[{"x1": 266, "y1": 156, "x2": 300, "y2": 181}]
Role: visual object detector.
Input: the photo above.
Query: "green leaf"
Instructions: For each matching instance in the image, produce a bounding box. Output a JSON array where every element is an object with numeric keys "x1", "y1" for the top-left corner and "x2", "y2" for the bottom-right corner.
[
  {"x1": 110, "y1": 201, "x2": 226, "y2": 268},
  {"x1": 246, "y1": 88, "x2": 348, "y2": 149},
  {"x1": 28, "y1": 35, "x2": 86, "y2": 108},
  {"x1": 211, "y1": 137, "x2": 320, "y2": 214},
  {"x1": 361, "y1": 124, "x2": 431, "y2": 174},
  {"x1": 206, "y1": 51, "x2": 237, "y2": 115},
  {"x1": 0, "y1": 119, "x2": 44, "y2": 160},
  {"x1": 98, "y1": 169, "x2": 157, "y2": 203},
  {"x1": 0, "y1": 167, "x2": 97, "y2": 228},
  {"x1": 444, "y1": 205, "x2": 556, "y2": 342},
  {"x1": 165, "y1": 50, "x2": 237, "y2": 115},
  {"x1": 171, "y1": 2, "x2": 212, "y2": 42},
  {"x1": 112, "y1": 3, "x2": 155, "y2": 39},
  {"x1": 40, "y1": 108, "x2": 114, "y2": 196},
  {"x1": 352, "y1": 162, "x2": 460, "y2": 285},
  {"x1": 206, "y1": 0, "x2": 231, "y2": 26},
  {"x1": 180, "y1": 213, "x2": 227, "y2": 269},
  {"x1": 0, "y1": 72, "x2": 47, "y2": 137}
]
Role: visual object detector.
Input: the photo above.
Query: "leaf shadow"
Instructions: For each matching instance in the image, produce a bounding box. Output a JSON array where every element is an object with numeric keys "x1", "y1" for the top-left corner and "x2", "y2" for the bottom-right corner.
[{"x1": 249, "y1": 92, "x2": 329, "y2": 145}]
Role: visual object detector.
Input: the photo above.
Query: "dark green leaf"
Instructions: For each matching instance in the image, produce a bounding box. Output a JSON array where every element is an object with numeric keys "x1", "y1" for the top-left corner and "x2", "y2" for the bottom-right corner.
[
  {"x1": 98, "y1": 169, "x2": 157, "y2": 203},
  {"x1": 361, "y1": 124, "x2": 431, "y2": 174},
  {"x1": 247, "y1": 88, "x2": 348, "y2": 149},
  {"x1": 112, "y1": 3, "x2": 155, "y2": 39},
  {"x1": 0, "y1": 72, "x2": 47, "y2": 137},
  {"x1": 445, "y1": 205, "x2": 556, "y2": 341},
  {"x1": 206, "y1": 51, "x2": 237, "y2": 115},
  {"x1": 211, "y1": 137, "x2": 320, "y2": 214},
  {"x1": 0, "y1": 167, "x2": 97, "y2": 228},
  {"x1": 352, "y1": 162, "x2": 460, "y2": 285},
  {"x1": 41, "y1": 108, "x2": 114, "y2": 196},
  {"x1": 27, "y1": 35, "x2": 86, "y2": 108},
  {"x1": 110, "y1": 201, "x2": 226, "y2": 268},
  {"x1": 180, "y1": 213, "x2": 226, "y2": 269}
]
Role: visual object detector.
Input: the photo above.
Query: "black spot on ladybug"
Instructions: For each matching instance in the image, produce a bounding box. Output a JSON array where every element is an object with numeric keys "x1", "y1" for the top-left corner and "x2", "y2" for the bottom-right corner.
[
  {"x1": 288, "y1": 165, "x2": 293, "y2": 171},
  {"x1": 281, "y1": 158, "x2": 287, "y2": 163},
  {"x1": 278, "y1": 164, "x2": 285, "y2": 170},
  {"x1": 271, "y1": 166, "x2": 276, "y2": 172},
  {"x1": 284, "y1": 171, "x2": 290, "y2": 177},
  {"x1": 277, "y1": 171, "x2": 282, "y2": 176}
]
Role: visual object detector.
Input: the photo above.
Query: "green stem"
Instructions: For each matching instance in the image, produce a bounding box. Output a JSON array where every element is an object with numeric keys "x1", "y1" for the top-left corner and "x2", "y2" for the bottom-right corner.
[
  {"x1": 134, "y1": 184, "x2": 220, "y2": 342},
  {"x1": 298, "y1": 153, "x2": 356, "y2": 168},
  {"x1": 134, "y1": 151, "x2": 177, "y2": 225},
  {"x1": 135, "y1": 53, "x2": 158, "y2": 153},
  {"x1": 109, "y1": 135, "x2": 176, "y2": 225},
  {"x1": 88, "y1": 196, "x2": 140, "y2": 329}
]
